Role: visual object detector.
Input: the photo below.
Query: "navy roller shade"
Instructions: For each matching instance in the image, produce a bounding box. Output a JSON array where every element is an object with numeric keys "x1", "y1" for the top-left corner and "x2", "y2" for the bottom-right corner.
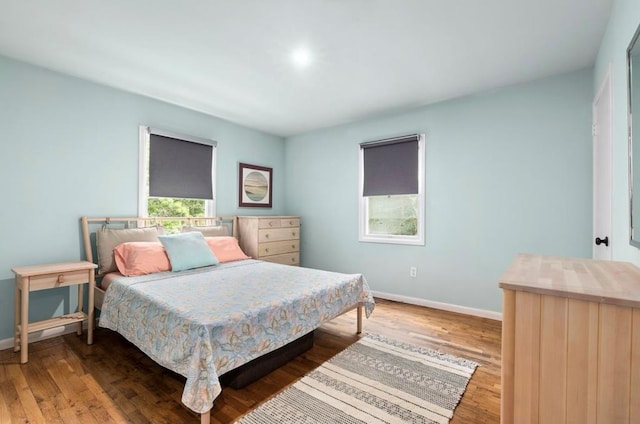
[
  {"x1": 149, "y1": 134, "x2": 213, "y2": 200},
  {"x1": 361, "y1": 134, "x2": 419, "y2": 196}
]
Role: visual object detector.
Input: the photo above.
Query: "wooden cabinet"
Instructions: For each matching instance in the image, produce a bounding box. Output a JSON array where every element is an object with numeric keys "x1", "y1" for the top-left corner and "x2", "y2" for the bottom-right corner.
[
  {"x1": 12, "y1": 261, "x2": 97, "y2": 363},
  {"x1": 237, "y1": 216, "x2": 300, "y2": 266},
  {"x1": 500, "y1": 254, "x2": 640, "y2": 424}
]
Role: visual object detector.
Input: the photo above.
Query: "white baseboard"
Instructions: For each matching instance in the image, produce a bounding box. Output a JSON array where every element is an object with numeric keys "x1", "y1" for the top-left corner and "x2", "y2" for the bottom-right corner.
[
  {"x1": 0, "y1": 322, "x2": 89, "y2": 352},
  {"x1": 372, "y1": 291, "x2": 502, "y2": 321}
]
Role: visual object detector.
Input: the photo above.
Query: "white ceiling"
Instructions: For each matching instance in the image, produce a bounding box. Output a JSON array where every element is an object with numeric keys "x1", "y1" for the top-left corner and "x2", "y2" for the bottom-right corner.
[{"x1": 0, "y1": 0, "x2": 613, "y2": 137}]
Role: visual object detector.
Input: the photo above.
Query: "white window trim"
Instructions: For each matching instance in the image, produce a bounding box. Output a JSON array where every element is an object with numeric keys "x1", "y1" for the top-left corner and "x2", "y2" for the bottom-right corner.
[
  {"x1": 358, "y1": 134, "x2": 425, "y2": 246},
  {"x1": 138, "y1": 125, "x2": 216, "y2": 217}
]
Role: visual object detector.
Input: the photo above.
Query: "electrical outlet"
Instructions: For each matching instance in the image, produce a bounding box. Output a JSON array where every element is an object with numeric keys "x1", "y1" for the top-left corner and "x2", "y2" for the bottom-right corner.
[{"x1": 410, "y1": 267, "x2": 417, "y2": 277}]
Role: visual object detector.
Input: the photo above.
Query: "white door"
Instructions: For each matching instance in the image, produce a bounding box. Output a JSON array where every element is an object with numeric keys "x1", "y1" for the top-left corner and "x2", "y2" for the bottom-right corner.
[{"x1": 593, "y1": 65, "x2": 612, "y2": 260}]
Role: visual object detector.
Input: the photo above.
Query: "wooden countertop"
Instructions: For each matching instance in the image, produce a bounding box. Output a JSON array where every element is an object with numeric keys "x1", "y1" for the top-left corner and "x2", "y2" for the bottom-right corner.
[{"x1": 499, "y1": 253, "x2": 640, "y2": 308}]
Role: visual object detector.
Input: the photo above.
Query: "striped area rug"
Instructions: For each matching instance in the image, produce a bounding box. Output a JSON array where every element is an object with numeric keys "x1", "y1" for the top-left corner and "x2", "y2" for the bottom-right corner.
[{"x1": 236, "y1": 333, "x2": 478, "y2": 424}]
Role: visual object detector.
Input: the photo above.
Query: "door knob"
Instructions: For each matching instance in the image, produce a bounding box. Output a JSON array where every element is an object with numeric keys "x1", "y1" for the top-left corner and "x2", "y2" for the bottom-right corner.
[{"x1": 595, "y1": 236, "x2": 609, "y2": 247}]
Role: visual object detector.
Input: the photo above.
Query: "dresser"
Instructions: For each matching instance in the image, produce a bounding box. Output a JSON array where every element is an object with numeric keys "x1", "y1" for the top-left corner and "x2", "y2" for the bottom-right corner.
[
  {"x1": 237, "y1": 216, "x2": 300, "y2": 266},
  {"x1": 499, "y1": 254, "x2": 640, "y2": 424}
]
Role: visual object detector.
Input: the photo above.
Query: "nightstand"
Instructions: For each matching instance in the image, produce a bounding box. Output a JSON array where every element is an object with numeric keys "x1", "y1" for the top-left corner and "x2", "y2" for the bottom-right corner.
[{"x1": 11, "y1": 261, "x2": 97, "y2": 364}]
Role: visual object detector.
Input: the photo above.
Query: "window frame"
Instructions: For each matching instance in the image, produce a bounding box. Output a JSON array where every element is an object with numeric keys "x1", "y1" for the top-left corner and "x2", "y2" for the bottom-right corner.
[
  {"x1": 358, "y1": 134, "x2": 425, "y2": 246},
  {"x1": 138, "y1": 126, "x2": 216, "y2": 217}
]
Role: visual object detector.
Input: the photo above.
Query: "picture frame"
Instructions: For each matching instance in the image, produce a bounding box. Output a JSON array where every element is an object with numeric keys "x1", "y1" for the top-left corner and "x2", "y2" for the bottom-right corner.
[{"x1": 238, "y1": 162, "x2": 273, "y2": 208}]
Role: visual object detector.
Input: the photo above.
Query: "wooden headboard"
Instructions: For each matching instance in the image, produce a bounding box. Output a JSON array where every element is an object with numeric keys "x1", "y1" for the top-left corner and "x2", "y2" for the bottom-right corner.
[{"x1": 80, "y1": 216, "x2": 238, "y2": 275}]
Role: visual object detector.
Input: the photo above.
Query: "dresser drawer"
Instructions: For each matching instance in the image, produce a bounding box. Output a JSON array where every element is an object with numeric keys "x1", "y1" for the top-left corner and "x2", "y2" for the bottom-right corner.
[
  {"x1": 258, "y1": 218, "x2": 284, "y2": 229},
  {"x1": 259, "y1": 227, "x2": 299, "y2": 242},
  {"x1": 279, "y1": 218, "x2": 299, "y2": 228},
  {"x1": 258, "y1": 217, "x2": 300, "y2": 229},
  {"x1": 258, "y1": 240, "x2": 300, "y2": 258},
  {"x1": 262, "y1": 252, "x2": 300, "y2": 266}
]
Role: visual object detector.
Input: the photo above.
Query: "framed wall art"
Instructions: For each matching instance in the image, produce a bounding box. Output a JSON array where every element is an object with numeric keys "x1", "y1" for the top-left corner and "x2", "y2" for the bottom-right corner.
[{"x1": 238, "y1": 162, "x2": 273, "y2": 208}]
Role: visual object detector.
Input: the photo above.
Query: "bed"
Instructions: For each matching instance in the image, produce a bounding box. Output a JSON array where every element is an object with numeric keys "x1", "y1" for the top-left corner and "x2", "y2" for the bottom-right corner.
[{"x1": 80, "y1": 216, "x2": 375, "y2": 423}]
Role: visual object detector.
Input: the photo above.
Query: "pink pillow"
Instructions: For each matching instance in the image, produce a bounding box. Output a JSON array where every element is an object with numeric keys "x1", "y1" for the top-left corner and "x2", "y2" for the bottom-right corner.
[
  {"x1": 113, "y1": 242, "x2": 171, "y2": 276},
  {"x1": 205, "y1": 237, "x2": 250, "y2": 263}
]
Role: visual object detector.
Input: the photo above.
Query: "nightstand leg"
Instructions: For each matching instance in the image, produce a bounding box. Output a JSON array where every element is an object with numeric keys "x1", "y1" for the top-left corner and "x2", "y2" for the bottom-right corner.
[
  {"x1": 14, "y1": 279, "x2": 19, "y2": 352},
  {"x1": 20, "y1": 281, "x2": 28, "y2": 364},
  {"x1": 76, "y1": 284, "x2": 83, "y2": 336},
  {"x1": 88, "y1": 274, "x2": 94, "y2": 345},
  {"x1": 356, "y1": 304, "x2": 363, "y2": 334}
]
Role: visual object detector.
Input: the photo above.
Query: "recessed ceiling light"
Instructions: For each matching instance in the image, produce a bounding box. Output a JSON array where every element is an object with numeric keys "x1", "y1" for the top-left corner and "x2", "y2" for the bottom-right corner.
[{"x1": 291, "y1": 47, "x2": 312, "y2": 68}]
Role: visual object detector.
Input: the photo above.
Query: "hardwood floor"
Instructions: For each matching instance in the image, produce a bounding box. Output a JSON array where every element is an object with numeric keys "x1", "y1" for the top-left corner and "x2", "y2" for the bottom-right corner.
[{"x1": 0, "y1": 299, "x2": 502, "y2": 423}]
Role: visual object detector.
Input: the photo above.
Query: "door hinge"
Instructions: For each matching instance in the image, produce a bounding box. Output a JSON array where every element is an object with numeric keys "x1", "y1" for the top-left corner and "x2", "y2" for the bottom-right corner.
[{"x1": 592, "y1": 124, "x2": 598, "y2": 137}]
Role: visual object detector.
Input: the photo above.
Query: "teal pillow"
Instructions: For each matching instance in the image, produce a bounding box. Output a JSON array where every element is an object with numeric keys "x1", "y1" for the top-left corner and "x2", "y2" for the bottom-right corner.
[{"x1": 158, "y1": 231, "x2": 219, "y2": 272}]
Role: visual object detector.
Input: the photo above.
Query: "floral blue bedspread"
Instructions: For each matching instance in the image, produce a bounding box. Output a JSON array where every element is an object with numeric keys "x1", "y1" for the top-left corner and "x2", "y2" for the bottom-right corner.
[{"x1": 98, "y1": 259, "x2": 375, "y2": 414}]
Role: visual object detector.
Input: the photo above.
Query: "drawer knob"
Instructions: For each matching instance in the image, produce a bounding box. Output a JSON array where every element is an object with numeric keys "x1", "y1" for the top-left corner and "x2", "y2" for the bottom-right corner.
[
  {"x1": 265, "y1": 234, "x2": 269, "y2": 239},
  {"x1": 292, "y1": 232, "x2": 296, "y2": 236},
  {"x1": 57, "y1": 274, "x2": 65, "y2": 284},
  {"x1": 265, "y1": 248, "x2": 269, "y2": 253}
]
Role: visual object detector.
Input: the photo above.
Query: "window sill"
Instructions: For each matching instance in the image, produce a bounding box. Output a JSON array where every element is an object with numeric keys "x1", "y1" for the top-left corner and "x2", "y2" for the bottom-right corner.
[{"x1": 359, "y1": 235, "x2": 425, "y2": 246}]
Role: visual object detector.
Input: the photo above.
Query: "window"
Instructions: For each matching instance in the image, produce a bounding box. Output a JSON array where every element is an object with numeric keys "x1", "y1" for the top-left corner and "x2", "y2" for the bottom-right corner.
[
  {"x1": 359, "y1": 134, "x2": 425, "y2": 245},
  {"x1": 138, "y1": 126, "x2": 216, "y2": 223}
]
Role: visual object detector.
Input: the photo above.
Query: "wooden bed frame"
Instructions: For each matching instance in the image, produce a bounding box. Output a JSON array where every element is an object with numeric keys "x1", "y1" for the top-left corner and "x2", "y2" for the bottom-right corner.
[
  {"x1": 80, "y1": 216, "x2": 364, "y2": 424},
  {"x1": 81, "y1": 216, "x2": 238, "y2": 311}
]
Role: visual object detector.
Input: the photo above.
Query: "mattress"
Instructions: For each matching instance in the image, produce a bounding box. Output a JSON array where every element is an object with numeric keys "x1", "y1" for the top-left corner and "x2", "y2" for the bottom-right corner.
[{"x1": 98, "y1": 272, "x2": 122, "y2": 290}]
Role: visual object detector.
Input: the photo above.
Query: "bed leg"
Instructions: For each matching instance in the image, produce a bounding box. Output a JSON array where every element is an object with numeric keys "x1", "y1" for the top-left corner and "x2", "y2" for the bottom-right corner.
[
  {"x1": 200, "y1": 410, "x2": 211, "y2": 424},
  {"x1": 356, "y1": 304, "x2": 363, "y2": 334}
]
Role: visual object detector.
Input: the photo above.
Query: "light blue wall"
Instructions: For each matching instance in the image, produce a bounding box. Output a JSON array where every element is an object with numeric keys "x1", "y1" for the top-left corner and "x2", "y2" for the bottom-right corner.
[
  {"x1": 594, "y1": 0, "x2": 640, "y2": 263},
  {"x1": 284, "y1": 69, "x2": 593, "y2": 313},
  {"x1": 0, "y1": 55, "x2": 285, "y2": 341},
  {"x1": 0, "y1": 51, "x2": 597, "y2": 343}
]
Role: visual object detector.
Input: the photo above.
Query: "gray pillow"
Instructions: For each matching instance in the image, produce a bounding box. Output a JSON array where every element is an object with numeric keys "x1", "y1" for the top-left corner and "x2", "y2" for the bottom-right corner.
[
  {"x1": 96, "y1": 226, "x2": 160, "y2": 274},
  {"x1": 181, "y1": 225, "x2": 229, "y2": 237}
]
